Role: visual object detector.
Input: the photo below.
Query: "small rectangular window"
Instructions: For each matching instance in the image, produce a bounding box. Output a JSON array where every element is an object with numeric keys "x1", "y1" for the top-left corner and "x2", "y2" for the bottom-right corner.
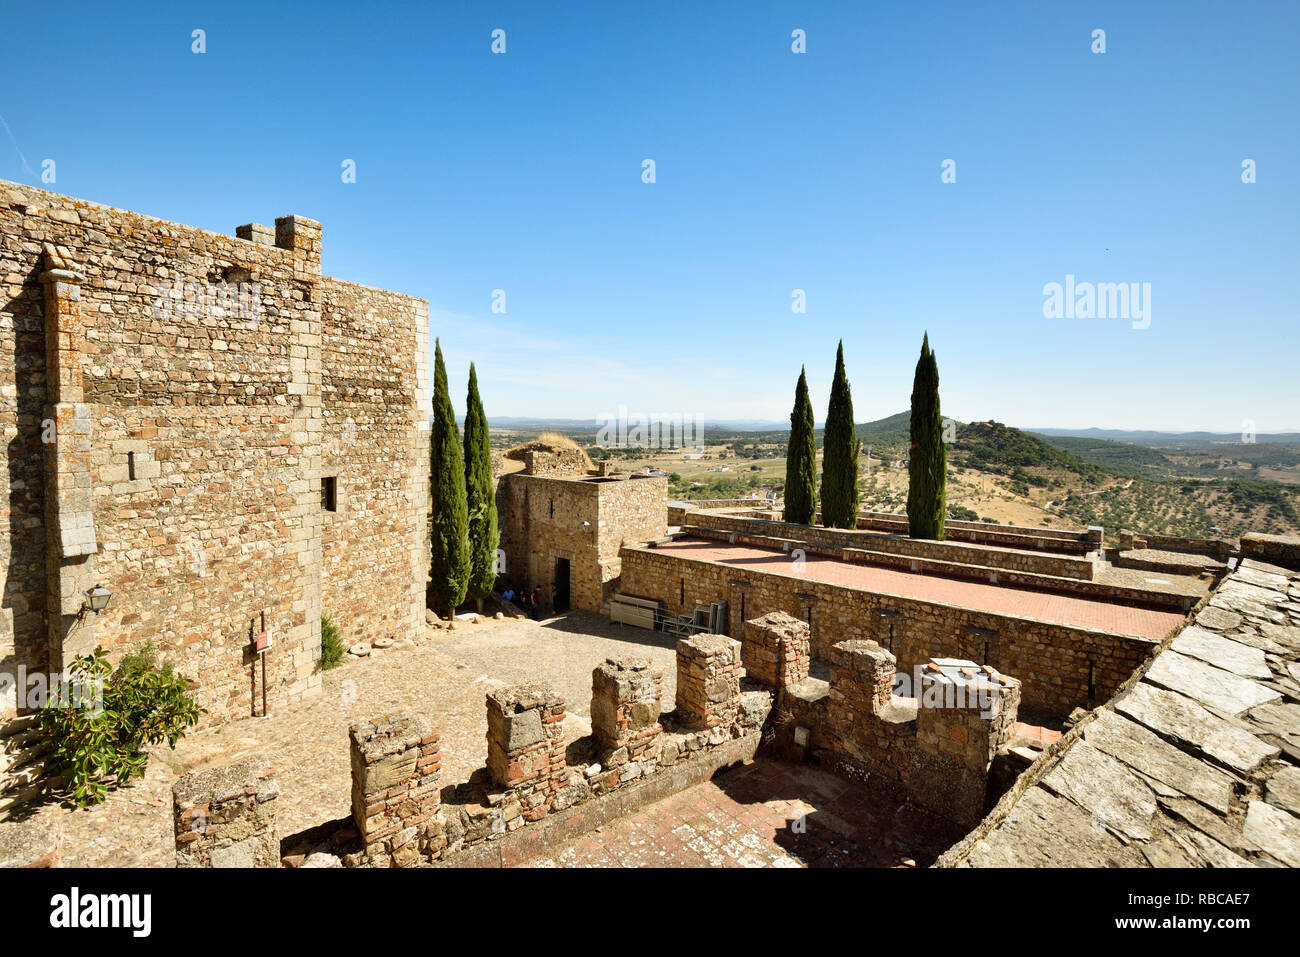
[
  {"x1": 127, "y1": 452, "x2": 136, "y2": 481},
  {"x1": 322, "y1": 476, "x2": 337, "y2": 512}
]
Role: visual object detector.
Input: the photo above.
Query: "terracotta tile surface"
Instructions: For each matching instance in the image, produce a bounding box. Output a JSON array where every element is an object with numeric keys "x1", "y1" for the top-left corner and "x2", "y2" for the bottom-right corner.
[
  {"x1": 525, "y1": 756, "x2": 965, "y2": 868},
  {"x1": 655, "y1": 538, "x2": 1184, "y2": 639}
]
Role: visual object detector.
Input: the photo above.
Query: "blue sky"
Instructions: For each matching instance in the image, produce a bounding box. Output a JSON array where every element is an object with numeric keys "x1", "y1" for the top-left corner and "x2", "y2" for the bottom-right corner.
[{"x1": 4, "y1": 1, "x2": 1297, "y2": 431}]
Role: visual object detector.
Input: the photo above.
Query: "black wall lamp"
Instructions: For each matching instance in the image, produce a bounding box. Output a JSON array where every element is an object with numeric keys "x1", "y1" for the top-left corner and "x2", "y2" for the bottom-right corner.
[{"x1": 77, "y1": 584, "x2": 113, "y2": 621}]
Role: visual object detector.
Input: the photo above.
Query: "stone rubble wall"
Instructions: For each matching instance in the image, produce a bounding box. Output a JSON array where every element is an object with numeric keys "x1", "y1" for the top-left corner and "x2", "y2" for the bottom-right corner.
[
  {"x1": 1239, "y1": 533, "x2": 1300, "y2": 571},
  {"x1": 172, "y1": 757, "x2": 280, "y2": 867},
  {"x1": 675, "y1": 633, "x2": 744, "y2": 729},
  {"x1": 619, "y1": 544, "x2": 1155, "y2": 719},
  {"x1": 910, "y1": 666, "x2": 1022, "y2": 827},
  {"x1": 801, "y1": 639, "x2": 1022, "y2": 828},
  {"x1": 685, "y1": 509, "x2": 1096, "y2": 579},
  {"x1": 267, "y1": 641, "x2": 772, "y2": 868},
  {"x1": 1119, "y1": 529, "x2": 1238, "y2": 561}
]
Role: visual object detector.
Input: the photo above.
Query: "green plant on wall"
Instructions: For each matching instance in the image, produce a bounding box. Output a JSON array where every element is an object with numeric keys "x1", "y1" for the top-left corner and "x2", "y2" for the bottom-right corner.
[
  {"x1": 37, "y1": 643, "x2": 200, "y2": 808},
  {"x1": 321, "y1": 614, "x2": 345, "y2": 670}
]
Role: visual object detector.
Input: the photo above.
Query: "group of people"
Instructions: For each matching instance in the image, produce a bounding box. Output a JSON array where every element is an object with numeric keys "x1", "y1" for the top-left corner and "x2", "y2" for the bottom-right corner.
[{"x1": 502, "y1": 584, "x2": 546, "y2": 620}]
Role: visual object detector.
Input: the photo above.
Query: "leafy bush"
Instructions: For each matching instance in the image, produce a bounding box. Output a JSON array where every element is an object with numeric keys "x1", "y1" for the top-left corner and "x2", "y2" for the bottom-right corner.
[
  {"x1": 38, "y1": 644, "x2": 200, "y2": 807},
  {"x1": 321, "y1": 614, "x2": 345, "y2": 670}
]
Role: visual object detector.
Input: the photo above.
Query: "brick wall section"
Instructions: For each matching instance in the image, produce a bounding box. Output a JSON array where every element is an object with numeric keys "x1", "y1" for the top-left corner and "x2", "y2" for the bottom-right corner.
[
  {"x1": 0, "y1": 179, "x2": 426, "y2": 731},
  {"x1": 590, "y1": 656, "x2": 663, "y2": 765},
  {"x1": 349, "y1": 714, "x2": 442, "y2": 867},
  {"x1": 173, "y1": 757, "x2": 280, "y2": 867},
  {"x1": 743, "y1": 611, "x2": 810, "y2": 689},
  {"x1": 619, "y1": 544, "x2": 1155, "y2": 718},
  {"x1": 675, "y1": 634, "x2": 744, "y2": 729},
  {"x1": 485, "y1": 686, "x2": 567, "y2": 820}
]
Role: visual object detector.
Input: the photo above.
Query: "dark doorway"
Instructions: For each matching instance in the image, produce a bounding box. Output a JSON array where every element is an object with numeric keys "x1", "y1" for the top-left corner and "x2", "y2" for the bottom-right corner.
[{"x1": 554, "y1": 558, "x2": 571, "y2": 613}]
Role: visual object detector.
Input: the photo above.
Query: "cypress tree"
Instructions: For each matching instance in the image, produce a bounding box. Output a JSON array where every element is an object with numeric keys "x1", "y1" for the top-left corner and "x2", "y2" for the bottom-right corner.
[
  {"x1": 783, "y1": 366, "x2": 817, "y2": 524},
  {"x1": 907, "y1": 332, "x2": 947, "y2": 540},
  {"x1": 463, "y1": 363, "x2": 499, "y2": 613},
  {"x1": 820, "y1": 341, "x2": 861, "y2": 528},
  {"x1": 429, "y1": 340, "x2": 470, "y2": 619}
]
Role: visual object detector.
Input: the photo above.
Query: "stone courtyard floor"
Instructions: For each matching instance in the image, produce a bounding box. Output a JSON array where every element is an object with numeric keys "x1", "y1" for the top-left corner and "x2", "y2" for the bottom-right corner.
[{"x1": 47, "y1": 611, "x2": 683, "y2": 867}]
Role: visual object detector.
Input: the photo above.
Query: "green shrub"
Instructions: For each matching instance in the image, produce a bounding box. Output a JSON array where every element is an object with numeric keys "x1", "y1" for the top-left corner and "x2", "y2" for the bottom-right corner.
[
  {"x1": 321, "y1": 614, "x2": 345, "y2": 670},
  {"x1": 38, "y1": 643, "x2": 200, "y2": 807}
]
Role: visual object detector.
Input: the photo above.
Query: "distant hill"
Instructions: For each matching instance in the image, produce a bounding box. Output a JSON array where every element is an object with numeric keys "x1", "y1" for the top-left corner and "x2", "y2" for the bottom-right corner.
[
  {"x1": 1029, "y1": 433, "x2": 1177, "y2": 478},
  {"x1": 1028, "y1": 427, "x2": 1300, "y2": 447},
  {"x1": 953, "y1": 421, "x2": 1106, "y2": 483},
  {"x1": 489, "y1": 416, "x2": 786, "y2": 433}
]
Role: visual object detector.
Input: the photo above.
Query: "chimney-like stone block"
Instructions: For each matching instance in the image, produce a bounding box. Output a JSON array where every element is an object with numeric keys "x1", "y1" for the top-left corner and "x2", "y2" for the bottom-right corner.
[
  {"x1": 349, "y1": 714, "x2": 442, "y2": 868},
  {"x1": 743, "y1": 611, "x2": 810, "y2": 690},
  {"x1": 591, "y1": 656, "x2": 663, "y2": 758},
  {"x1": 675, "y1": 634, "x2": 743, "y2": 729}
]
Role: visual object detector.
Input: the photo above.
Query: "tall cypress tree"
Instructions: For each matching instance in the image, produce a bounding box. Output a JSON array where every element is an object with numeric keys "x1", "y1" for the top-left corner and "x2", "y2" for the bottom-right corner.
[
  {"x1": 429, "y1": 340, "x2": 470, "y2": 618},
  {"x1": 820, "y1": 341, "x2": 860, "y2": 528},
  {"x1": 783, "y1": 366, "x2": 817, "y2": 524},
  {"x1": 463, "y1": 363, "x2": 499, "y2": 613},
  {"x1": 907, "y1": 332, "x2": 947, "y2": 540}
]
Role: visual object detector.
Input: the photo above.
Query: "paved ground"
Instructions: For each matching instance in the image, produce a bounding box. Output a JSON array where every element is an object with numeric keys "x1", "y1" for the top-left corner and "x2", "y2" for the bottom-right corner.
[
  {"x1": 655, "y1": 538, "x2": 1187, "y2": 638},
  {"x1": 527, "y1": 755, "x2": 963, "y2": 868},
  {"x1": 45, "y1": 611, "x2": 682, "y2": 867}
]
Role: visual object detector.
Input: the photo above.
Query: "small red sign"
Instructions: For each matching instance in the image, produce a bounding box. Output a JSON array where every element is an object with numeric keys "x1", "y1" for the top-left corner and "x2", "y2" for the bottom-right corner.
[{"x1": 255, "y1": 630, "x2": 271, "y2": 653}]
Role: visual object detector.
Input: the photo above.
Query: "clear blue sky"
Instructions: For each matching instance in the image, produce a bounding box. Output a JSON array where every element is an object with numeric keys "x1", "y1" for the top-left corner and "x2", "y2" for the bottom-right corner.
[{"x1": 4, "y1": 1, "x2": 1297, "y2": 431}]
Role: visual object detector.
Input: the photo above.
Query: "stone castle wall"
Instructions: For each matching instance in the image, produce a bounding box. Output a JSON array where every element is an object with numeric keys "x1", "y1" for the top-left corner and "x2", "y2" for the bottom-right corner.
[
  {"x1": 0, "y1": 179, "x2": 427, "y2": 726},
  {"x1": 618, "y1": 544, "x2": 1157, "y2": 718},
  {"x1": 320, "y1": 278, "x2": 429, "y2": 647}
]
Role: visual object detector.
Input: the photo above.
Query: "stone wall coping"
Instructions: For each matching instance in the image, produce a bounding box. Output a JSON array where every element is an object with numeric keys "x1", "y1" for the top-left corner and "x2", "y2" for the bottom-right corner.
[{"x1": 172, "y1": 757, "x2": 277, "y2": 805}]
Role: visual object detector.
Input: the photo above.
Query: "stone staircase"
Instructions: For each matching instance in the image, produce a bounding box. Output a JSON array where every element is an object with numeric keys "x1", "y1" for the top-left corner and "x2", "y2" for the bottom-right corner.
[{"x1": 0, "y1": 715, "x2": 49, "y2": 820}]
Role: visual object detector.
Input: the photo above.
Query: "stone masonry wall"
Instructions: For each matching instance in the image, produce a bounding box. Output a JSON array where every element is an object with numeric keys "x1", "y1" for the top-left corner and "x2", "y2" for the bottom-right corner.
[
  {"x1": 349, "y1": 714, "x2": 442, "y2": 867},
  {"x1": 619, "y1": 544, "x2": 1157, "y2": 718},
  {"x1": 0, "y1": 179, "x2": 426, "y2": 731},
  {"x1": 821, "y1": 640, "x2": 918, "y2": 787},
  {"x1": 910, "y1": 666, "x2": 1022, "y2": 827},
  {"x1": 675, "y1": 633, "x2": 744, "y2": 730},
  {"x1": 321, "y1": 279, "x2": 428, "y2": 648},
  {"x1": 743, "y1": 611, "x2": 810, "y2": 690},
  {"x1": 499, "y1": 473, "x2": 666, "y2": 613}
]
